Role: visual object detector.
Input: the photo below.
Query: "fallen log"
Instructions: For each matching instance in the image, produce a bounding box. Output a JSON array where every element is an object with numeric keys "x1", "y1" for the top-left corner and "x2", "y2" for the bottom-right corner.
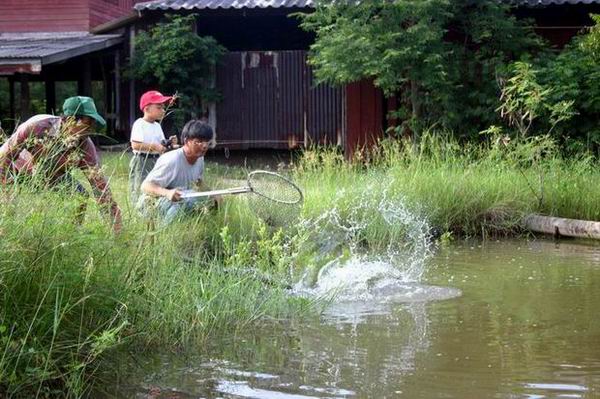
[{"x1": 523, "y1": 214, "x2": 600, "y2": 240}]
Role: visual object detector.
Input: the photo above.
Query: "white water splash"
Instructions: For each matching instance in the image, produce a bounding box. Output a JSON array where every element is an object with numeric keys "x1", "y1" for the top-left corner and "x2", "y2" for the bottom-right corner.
[{"x1": 292, "y1": 188, "x2": 452, "y2": 304}]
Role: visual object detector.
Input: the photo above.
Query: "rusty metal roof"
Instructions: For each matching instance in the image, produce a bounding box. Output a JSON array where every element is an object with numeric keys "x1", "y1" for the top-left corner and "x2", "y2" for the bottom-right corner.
[
  {"x1": 134, "y1": 0, "x2": 315, "y2": 10},
  {"x1": 0, "y1": 32, "x2": 122, "y2": 74},
  {"x1": 512, "y1": 0, "x2": 600, "y2": 4},
  {"x1": 134, "y1": 0, "x2": 600, "y2": 10}
]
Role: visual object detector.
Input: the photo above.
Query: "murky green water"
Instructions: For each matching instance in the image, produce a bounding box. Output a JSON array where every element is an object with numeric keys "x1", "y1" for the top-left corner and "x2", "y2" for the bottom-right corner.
[{"x1": 117, "y1": 239, "x2": 600, "y2": 398}]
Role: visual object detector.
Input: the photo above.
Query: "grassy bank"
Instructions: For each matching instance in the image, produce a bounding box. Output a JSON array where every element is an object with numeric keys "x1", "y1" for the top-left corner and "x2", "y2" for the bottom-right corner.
[
  {"x1": 0, "y1": 161, "x2": 312, "y2": 396},
  {"x1": 1, "y1": 133, "x2": 598, "y2": 396},
  {"x1": 296, "y1": 134, "x2": 600, "y2": 238}
]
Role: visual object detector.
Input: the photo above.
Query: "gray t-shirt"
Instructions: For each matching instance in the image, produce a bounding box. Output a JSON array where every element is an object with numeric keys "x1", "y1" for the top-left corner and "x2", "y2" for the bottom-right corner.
[{"x1": 143, "y1": 147, "x2": 204, "y2": 190}]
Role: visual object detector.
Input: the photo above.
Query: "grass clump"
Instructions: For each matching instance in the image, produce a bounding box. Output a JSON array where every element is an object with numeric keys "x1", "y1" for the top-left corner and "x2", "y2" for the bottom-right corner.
[
  {"x1": 2, "y1": 131, "x2": 598, "y2": 396},
  {"x1": 296, "y1": 133, "x2": 600, "y2": 238},
  {"x1": 0, "y1": 169, "x2": 311, "y2": 397}
]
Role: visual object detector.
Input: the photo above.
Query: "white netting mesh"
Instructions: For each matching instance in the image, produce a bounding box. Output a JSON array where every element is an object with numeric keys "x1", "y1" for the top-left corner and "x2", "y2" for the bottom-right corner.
[{"x1": 247, "y1": 171, "x2": 303, "y2": 205}]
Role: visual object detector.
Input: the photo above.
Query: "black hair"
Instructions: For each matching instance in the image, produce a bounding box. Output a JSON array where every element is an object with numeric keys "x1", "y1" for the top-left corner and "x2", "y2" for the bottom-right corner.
[{"x1": 181, "y1": 119, "x2": 213, "y2": 142}]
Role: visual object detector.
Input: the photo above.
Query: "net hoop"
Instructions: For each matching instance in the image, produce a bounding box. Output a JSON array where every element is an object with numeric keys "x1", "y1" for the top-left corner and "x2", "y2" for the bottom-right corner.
[{"x1": 247, "y1": 170, "x2": 304, "y2": 205}]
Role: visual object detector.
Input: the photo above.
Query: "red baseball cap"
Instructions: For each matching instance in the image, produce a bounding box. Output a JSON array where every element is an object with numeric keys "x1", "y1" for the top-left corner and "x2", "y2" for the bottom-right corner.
[{"x1": 139, "y1": 90, "x2": 173, "y2": 111}]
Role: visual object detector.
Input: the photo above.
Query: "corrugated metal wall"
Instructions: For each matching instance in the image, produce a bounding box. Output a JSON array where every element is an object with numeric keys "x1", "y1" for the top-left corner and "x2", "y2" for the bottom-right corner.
[
  {"x1": 345, "y1": 80, "x2": 384, "y2": 156},
  {"x1": 215, "y1": 50, "x2": 344, "y2": 149},
  {"x1": 306, "y1": 64, "x2": 344, "y2": 146}
]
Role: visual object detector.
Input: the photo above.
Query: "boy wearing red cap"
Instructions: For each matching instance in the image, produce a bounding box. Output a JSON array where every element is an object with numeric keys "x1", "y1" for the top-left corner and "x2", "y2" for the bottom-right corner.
[{"x1": 129, "y1": 90, "x2": 179, "y2": 202}]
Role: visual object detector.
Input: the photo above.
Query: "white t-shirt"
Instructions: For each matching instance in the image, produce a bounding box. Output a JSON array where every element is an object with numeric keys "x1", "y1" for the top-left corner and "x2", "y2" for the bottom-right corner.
[
  {"x1": 130, "y1": 118, "x2": 165, "y2": 154},
  {"x1": 143, "y1": 148, "x2": 204, "y2": 190}
]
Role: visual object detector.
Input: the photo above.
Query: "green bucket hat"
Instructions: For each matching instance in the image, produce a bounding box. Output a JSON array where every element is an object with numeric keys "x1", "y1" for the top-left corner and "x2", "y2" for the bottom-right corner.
[{"x1": 62, "y1": 96, "x2": 106, "y2": 127}]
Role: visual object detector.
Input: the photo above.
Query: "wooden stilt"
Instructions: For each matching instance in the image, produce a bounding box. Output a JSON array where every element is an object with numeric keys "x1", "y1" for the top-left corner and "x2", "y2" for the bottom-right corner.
[
  {"x1": 45, "y1": 78, "x2": 56, "y2": 115},
  {"x1": 19, "y1": 74, "x2": 30, "y2": 120}
]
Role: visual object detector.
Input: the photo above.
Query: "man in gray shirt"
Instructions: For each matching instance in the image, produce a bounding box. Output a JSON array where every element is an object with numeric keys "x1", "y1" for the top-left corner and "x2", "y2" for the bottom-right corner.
[{"x1": 139, "y1": 119, "x2": 218, "y2": 224}]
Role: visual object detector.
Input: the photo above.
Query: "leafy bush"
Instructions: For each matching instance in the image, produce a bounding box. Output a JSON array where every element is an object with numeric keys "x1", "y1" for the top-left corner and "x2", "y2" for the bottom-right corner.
[
  {"x1": 129, "y1": 14, "x2": 226, "y2": 121},
  {"x1": 534, "y1": 17, "x2": 600, "y2": 153},
  {"x1": 297, "y1": 0, "x2": 542, "y2": 138},
  {"x1": 486, "y1": 14, "x2": 600, "y2": 154},
  {"x1": 496, "y1": 61, "x2": 575, "y2": 138}
]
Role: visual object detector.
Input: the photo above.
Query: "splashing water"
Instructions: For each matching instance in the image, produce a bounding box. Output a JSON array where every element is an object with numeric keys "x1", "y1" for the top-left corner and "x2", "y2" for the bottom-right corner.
[{"x1": 293, "y1": 188, "x2": 460, "y2": 305}]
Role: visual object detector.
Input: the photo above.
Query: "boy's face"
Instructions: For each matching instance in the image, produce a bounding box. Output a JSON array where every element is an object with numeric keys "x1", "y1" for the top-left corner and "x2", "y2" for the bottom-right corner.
[{"x1": 144, "y1": 103, "x2": 166, "y2": 121}]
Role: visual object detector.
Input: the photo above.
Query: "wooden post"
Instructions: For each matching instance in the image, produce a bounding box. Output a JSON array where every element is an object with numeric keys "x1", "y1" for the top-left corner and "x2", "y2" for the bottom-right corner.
[
  {"x1": 9, "y1": 77, "x2": 15, "y2": 124},
  {"x1": 100, "y1": 55, "x2": 112, "y2": 133},
  {"x1": 114, "y1": 51, "x2": 121, "y2": 131},
  {"x1": 19, "y1": 74, "x2": 30, "y2": 120},
  {"x1": 78, "y1": 57, "x2": 92, "y2": 96},
  {"x1": 128, "y1": 26, "x2": 136, "y2": 129},
  {"x1": 45, "y1": 78, "x2": 56, "y2": 115}
]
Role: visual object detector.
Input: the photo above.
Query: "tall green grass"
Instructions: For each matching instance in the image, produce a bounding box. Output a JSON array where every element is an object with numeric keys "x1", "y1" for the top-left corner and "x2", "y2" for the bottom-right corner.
[
  {"x1": 296, "y1": 133, "x2": 600, "y2": 238},
  {"x1": 2, "y1": 131, "x2": 598, "y2": 396},
  {"x1": 0, "y1": 160, "x2": 312, "y2": 396}
]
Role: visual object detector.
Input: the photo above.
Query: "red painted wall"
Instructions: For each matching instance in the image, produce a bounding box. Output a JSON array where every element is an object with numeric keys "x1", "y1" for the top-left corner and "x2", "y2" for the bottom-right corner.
[
  {"x1": 0, "y1": 0, "x2": 90, "y2": 32},
  {"x1": 90, "y1": 0, "x2": 139, "y2": 28},
  {"x1": 0, "y1": 0, "x2": 138, "y2": 32},
  {"x1": 345, "y1": 80, "x2": 384, "y2": 157}
]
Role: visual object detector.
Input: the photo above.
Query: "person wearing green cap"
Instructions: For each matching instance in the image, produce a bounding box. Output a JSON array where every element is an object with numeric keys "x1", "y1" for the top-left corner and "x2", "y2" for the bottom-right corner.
[{"x1": 0, "y1": 96, "x2": 122, "y2": 233}]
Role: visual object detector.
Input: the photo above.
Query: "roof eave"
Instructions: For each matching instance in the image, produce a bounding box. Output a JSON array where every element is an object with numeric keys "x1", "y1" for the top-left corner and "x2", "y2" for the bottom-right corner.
[
  {"x1": 41, "y1": 36, "x2": 123, "y2": 65},
  {"x1": 91, "y1": 12, "x2": 140, "y2": 34},
  {"x1": 0, "y1": 60, "x2": 42, "y2": 76}
]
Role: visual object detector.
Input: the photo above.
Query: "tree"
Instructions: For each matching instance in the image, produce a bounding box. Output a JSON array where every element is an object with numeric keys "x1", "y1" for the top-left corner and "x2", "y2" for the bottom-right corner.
[
  {"x1": 129, "y1": 14, "x2": 226, "y2": 119},
  {"x1": 530, "y1": 14, "x2": 600, "y2": 153},
  {"x1": 297, "y1": 0, "x2": 542, "y2": 138}
]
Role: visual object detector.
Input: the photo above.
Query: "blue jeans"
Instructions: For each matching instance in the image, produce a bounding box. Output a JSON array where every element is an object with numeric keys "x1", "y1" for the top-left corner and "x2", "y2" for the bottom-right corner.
[{"x1": 149, "y1": 196, "x2": 212, "y2": 225}]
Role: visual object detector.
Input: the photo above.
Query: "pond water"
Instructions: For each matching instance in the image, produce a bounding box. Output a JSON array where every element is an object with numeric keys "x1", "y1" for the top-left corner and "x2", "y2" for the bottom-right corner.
[{"x1": 115, "y1": 238, "x2": 600, "y2": 399}]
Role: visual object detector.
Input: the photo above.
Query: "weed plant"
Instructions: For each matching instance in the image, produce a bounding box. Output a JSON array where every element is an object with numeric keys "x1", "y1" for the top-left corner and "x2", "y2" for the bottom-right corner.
[
  {"x1": 0, "y1": 148, "x2": 311, "y2": 396},
  {"x1": 1, "y1": 130, "x2": 598, "y2": 396},
  {"x1": 296, "y1": 132, "x2": 600, "y2": 239}
]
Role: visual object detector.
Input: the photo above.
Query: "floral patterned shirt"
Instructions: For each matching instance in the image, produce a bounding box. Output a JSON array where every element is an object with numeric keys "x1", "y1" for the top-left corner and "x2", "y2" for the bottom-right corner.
[{"x1": 0, "y1": 114, "x2": 120, "y2": 220}]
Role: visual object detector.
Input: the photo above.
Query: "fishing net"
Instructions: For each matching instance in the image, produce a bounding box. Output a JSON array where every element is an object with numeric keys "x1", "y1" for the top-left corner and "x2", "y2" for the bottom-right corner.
[
  {"x1": 246, "y1": 171, "x2": 303, "y2": 205},
  {"x1": 181, "y1": 170, "x2": 303, "y2": 226}
]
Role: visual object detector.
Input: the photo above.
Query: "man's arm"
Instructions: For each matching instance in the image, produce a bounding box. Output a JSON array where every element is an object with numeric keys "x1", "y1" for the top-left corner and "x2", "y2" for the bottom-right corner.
[
  {"x1": 141, "y1": 180, "x2": 182, "y2": 202},
  {"x1": 139, "y1": 153, "x2": 181, "y2": 201},
  {"x1": 79, "y1": 140, "x2": 122, "y2": 232},
  {"x1": 131, "y1": 140, "x2": 165, "y2": 154},
  {"x1": 84, "y1": 167, "x2": 122, "y2": 233},
  {"x1": 0, "y1": 127, "x2": 30, "y2": 179}
]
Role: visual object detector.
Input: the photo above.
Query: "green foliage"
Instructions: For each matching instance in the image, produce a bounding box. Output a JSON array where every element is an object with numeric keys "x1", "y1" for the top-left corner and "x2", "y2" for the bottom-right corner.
[
  {"x1": 297, "y1": 0, "x2": 542, "y2": 136},
  {"x1": 497, "y1": 61, "x2": 575, "y2": 137},
  {"x1": 297, "y1": 132, "x2": 600, "y2": 237},
  {"x1": 299, "y1": 0, "x2": 450, "y2": 93},
  {"x1": 519, "y1": 16, "x2": 600, "y2": 153},
  {"x1": 129, "y1": 14, "x2": 226, "y2": 118},
  {"x1": 2, "y1": 141, "x2": 599, "y2": 395}
]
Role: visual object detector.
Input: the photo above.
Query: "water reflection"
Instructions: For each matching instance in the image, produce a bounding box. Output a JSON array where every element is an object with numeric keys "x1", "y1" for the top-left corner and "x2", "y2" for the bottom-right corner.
[
  {"x1": 113, "y1": 239, "x2": 600, "y2": 398},
  {"x1": 120, "y1": 288, "x2": 454, "y2": 398},
  {"x1": 215, "y1": 380, "x2": 325, "y2": 399}
]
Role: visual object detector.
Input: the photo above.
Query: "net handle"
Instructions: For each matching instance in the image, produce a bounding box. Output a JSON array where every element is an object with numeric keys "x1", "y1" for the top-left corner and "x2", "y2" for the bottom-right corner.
[
  {"x1": 179, "y1": 170, "x2": 303, "y2": 205},
  {"x1": 179, "y1": 186, "x2": 250, "y2": 199}
]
